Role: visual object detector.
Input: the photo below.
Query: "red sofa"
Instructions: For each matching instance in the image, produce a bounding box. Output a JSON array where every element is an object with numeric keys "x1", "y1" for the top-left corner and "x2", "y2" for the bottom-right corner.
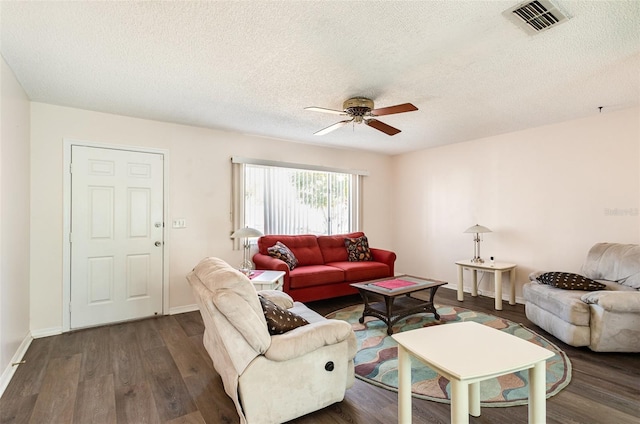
[{"x1": 253, "y1": 232, "x2": 396, "y2": 302}]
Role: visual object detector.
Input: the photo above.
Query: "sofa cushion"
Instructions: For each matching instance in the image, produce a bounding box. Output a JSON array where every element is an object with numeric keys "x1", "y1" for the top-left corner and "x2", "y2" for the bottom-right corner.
[
  {"x1": 326, "y1": 261, "x2": 390, "y2": 282},
  {"x1": 288, "y1": 301, "x2": 326, "y2": 323},
  {"x1": 289, "y1": 265, "x2": 345, "y2": 289},
  {"x1": 345, "y1": 235, "x2": 373, "y2": 262},
  {"x1": 317, "y1": 232, "x2": 364, "y2": 263},
  {"x1": 598, "y1": 280, "x2": 637, "y2": 291},
  {"x1": 523, "y1": 282, "x2": 591, "y2": 326},
  {"x1": 267, "y1": 241, "x2": 299, "y2": 270},
  {"x1": 525, "y1": 301, "x2": 591, "y2": 347},
  {"x1": 258, "y1": 235, "x2": 324, "y2": 266},
  {"x1": 581, "y1": 243, "x2": 640, "y2": 289},
  {"x1": 538, "y1": 272, "x2": 606, "y2": 291},
  {"x1": 258, "y1": 295, "x2": 309, "y2": 335}
]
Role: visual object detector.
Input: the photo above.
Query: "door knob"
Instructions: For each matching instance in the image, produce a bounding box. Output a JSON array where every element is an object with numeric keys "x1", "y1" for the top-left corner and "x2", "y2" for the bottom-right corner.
[{"x1": 155, "y1": 241, "x2": 162, "y2": 247}]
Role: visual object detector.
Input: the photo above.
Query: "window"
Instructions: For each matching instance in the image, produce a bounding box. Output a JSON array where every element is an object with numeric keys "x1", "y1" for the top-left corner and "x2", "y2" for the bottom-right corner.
[{"x1": 232, "y1": 158, "x2": 365, "y2": 236}]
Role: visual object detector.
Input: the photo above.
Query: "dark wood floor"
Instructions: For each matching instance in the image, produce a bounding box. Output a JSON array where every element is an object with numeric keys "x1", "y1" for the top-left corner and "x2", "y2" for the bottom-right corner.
[{"x1": 1, "y1": 288, "x2": 639, "y2": 424}]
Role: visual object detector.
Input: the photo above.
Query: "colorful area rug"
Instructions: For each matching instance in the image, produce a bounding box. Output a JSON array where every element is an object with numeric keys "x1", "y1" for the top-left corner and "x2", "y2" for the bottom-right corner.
[{"x1": 326, "y1": 304, "x2": 572, "y2": 407}]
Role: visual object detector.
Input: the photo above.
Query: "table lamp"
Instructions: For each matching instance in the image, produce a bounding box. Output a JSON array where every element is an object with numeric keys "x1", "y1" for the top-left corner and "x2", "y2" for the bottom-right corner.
[
  {"x1": 464, "y1": 224, "x2": 492, "y2": 263},
  {"x1": 231, "y1": 226, "x2": 263, "y2": 274}
]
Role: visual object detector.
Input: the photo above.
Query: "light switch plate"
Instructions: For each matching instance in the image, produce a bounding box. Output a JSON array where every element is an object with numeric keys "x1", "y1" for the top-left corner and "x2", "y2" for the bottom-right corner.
[{"x1": 172, "y1": 219, "x2": 187, "y2": 229}]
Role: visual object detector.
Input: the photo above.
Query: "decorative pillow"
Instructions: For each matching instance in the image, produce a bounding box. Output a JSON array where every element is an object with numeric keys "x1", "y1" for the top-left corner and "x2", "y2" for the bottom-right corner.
[
  {"x1": 258, "y1": 295, "x2": 309, "y2": 335},
  {"x1": 267, "y1": 241, "x2": 298, "y2": 270},
  {"x1": 538, "y1": 272, "x2": 606, "y2": 291},
  {"x1": 344, "y1": 235, "x2": 373, "y2": 262}
]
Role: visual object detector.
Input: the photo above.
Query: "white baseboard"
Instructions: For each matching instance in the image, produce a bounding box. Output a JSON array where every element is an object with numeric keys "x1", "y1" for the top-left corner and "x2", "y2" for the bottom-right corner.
[
  {"x1": 442, "y1": 284, "x2": 523, "y2": 305},
  {"x1": 30, "y1": 327, "x2": 63, "y2": 339},
  {"x1": 169, "y1": 304, "x2": 199, "y2": 315},
  {"x1": 0, "y1": 334, "x2": 33, "y2": 398}
]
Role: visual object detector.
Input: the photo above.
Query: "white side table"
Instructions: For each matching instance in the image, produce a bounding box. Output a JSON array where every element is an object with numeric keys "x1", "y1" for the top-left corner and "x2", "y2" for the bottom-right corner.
[
  {"x1": 455, "y1": 260, "x2": 517, "y2": 310},
  {"x1": 250, "y1": 270, "x2": 285, "y2": 291},
  {"x1": 392, "y1": 321, "x2": 554, "y2": 424}
]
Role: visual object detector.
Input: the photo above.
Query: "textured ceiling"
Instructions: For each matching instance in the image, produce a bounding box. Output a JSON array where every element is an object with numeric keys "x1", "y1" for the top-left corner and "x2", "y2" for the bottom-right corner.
[{"x1": 1, "y1": 1, "x2": 639, "y2": 155}]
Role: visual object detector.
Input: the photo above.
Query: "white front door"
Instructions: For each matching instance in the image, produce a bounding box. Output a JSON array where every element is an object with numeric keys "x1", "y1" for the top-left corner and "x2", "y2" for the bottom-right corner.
[{"x1": 70, "y1": 145, "x2": 164, "y2": 329}]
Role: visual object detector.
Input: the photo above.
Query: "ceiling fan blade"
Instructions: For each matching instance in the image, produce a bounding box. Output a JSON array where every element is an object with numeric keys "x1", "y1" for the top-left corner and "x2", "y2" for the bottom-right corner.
[
  {"x1": 370, "y1": 103, "x2": 418, "y2": 116},
  {"x1": 314, "y1": 119, "x2": 353, "y2": 136},
  {"x1": 305, "y1": 106, "x2": 348, "y2": 115},
  {"x1": 366, "y1": 119, "x2": 401, "y2": 136}
]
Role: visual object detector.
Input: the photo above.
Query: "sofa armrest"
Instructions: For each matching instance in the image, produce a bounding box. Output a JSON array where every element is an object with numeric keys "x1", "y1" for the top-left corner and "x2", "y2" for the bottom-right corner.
[
  {"x1": 529, "y1": 271, "x2": 545, "y2": 282},
  {"x1": 370, "y1": 248, "x2": 397, "y2": 275},
  {"x1": 582, "y1": 291, "x2": 640, "y2": 313},
  {"x1": 264, "y1": 319, "x2": 356, "y2": 362},
  {"x1": 257, "y1": 290, "x2": 294, "y2": 309},
  {"x1": 253, "y1": 253, "x2": 290, "y2": 272}
]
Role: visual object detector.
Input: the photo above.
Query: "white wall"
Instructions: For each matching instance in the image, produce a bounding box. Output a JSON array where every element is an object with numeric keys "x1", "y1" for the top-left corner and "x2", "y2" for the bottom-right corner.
[
  {"x1": 392, "y1": 107, "x2": 640, "y2": 301},
  {"x1": 0, "y1": 57, "x2": 31, "y2": 390},
  {"x1": 29, "y1": 103, "x2": 394, "y2": 333},
  {"x1": 21, "y1": 100, "x2": 640, "y2": 333}
]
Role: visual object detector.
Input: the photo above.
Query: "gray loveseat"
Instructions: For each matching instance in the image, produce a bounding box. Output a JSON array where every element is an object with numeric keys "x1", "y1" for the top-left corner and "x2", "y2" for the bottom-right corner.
[{"x1": 523, "y1": 243, "x2": 640, "y2": 352}]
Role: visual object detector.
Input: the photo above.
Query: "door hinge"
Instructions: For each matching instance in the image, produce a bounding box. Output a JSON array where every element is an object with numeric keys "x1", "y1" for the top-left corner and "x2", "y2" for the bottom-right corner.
[
  {"x1": 69, "y1": 232, "x2": 72, "y2": 243},
  {"x1": 69, "y1": 302, "x2": 72, "y2": 312},
  {"x1": 69, "y1": 163, "x2": 73, "y2": 174}
]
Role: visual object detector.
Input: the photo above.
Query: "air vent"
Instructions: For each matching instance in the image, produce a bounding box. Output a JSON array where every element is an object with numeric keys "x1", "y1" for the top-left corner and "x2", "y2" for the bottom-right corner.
[{"x1": 505, "y1": 0, "x2": 569, "y2": 35}]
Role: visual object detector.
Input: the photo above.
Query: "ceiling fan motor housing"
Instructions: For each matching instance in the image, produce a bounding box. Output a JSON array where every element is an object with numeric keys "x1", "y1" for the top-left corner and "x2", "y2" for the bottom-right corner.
[
  {"x1": 307, "y1": 97, "x2": 416, "y2": 136},
  {"x1": 343, "y1": 97, "x2": 374, "y2": 117}
]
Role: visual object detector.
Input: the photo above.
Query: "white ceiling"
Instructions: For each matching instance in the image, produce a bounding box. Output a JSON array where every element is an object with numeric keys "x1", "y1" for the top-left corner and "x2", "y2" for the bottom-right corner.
[{"x1": 1, "y1": 1, "x2": 639, "y2": 155}]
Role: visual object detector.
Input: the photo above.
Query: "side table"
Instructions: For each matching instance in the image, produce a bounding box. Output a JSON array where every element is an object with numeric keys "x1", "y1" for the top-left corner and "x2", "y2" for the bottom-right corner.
[
  {"x1": 455, "y1": 260, "x2": 517, "y2": 310},
  {"x1": 249, "y1": 270, "x2": 285, "y2": 291}
]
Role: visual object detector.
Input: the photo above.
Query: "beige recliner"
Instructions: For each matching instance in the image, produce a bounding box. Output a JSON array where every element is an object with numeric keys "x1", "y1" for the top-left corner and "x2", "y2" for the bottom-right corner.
[{"x1": 186, "y1": 257, "x2": 356, "y2": 424}]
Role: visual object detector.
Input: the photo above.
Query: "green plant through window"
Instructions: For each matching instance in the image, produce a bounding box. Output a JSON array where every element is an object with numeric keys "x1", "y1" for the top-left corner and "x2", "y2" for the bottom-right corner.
[{"x1": 244, "y1": 164, "x2": 354, "y2": 235}]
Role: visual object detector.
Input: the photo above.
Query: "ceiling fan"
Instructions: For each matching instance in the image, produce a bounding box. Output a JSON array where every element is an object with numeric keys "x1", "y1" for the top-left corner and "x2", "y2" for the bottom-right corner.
[{"x1": 305, "y1": 97, "x2": 418, "y2": 136}]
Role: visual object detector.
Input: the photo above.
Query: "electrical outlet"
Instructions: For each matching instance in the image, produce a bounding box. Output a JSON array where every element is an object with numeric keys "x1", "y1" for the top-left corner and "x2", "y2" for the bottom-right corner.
[{"x1": 172, "y1": 219, "x2": 187, "y2": 229}]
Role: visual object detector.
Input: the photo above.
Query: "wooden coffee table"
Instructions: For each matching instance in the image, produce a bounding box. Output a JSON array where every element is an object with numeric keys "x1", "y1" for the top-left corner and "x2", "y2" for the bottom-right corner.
[{"x1": 350, "y1": 275, "x2": 447, "y2": 335}]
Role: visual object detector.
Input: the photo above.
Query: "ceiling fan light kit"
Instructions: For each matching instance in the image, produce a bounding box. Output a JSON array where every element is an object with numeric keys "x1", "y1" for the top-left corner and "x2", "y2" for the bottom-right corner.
[{"x1": 305, "y1": 97, "x2": 418, "y2": 136}]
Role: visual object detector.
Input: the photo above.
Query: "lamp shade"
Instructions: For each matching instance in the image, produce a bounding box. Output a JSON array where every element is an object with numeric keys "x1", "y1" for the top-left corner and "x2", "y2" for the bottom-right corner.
[
  {"x1": 464, "y1": 224, "x2": 492, "y2": 234},
  {"x1": 231, "y1": 227, "x2": 263, "y2": 238}
]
